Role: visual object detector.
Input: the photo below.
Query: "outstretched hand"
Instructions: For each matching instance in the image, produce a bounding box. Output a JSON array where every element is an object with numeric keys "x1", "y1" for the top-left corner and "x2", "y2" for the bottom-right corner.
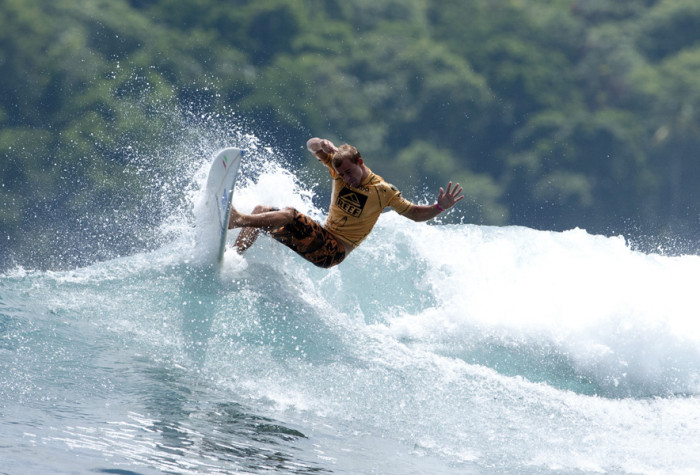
[{"x1": 437, "y1": 181, "x2": 464, "y2": 211}]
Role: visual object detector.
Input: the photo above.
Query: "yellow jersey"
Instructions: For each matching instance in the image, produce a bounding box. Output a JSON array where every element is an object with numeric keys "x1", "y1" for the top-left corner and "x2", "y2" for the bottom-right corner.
[{"x1": 319, "y1": 154, "x2": 414, "y2": 247}]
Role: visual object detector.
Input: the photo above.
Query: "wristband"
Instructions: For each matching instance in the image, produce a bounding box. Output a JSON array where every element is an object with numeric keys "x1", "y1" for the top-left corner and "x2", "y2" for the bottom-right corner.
[{"x1": 435, "y1": 202, "x2": 444, "y2": 212}]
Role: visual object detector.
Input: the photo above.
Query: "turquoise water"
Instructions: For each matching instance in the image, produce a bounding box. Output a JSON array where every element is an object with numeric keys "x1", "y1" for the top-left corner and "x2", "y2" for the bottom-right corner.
[{"x1": 2, "y1": 145, "x2": 700, "y2": 474}]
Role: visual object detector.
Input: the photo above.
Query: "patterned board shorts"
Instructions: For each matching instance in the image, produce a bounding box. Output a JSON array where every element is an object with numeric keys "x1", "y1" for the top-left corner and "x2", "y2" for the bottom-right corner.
[{"x1": 269, "y1": 209, "x2": 346, "y2": 268}]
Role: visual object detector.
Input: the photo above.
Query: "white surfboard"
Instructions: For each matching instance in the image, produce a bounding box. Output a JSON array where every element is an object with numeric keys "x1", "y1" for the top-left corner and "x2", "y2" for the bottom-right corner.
[{"x1": 203, "y1": 147, "x2": 243, "y2": 263}]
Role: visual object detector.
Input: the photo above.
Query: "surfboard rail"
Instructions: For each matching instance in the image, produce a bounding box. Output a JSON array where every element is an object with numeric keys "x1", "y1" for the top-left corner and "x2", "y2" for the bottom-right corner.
[{"x1": 203, "y1": 147, "x2": 243, "y2": 263}]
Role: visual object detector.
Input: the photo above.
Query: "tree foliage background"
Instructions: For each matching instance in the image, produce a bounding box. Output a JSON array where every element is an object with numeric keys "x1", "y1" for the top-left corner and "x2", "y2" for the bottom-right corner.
[{"x1": 2, "y1": 0, "x2": 700, "y2": 268}]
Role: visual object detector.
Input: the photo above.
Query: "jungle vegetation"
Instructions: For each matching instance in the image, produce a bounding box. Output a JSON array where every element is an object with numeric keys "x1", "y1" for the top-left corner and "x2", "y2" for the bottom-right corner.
[{"x1": 2, "y1": 0, "x2": 700, "y2": 268}]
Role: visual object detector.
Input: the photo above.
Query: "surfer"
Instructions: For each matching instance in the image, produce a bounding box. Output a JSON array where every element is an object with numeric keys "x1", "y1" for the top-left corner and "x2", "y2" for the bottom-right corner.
[{"x1": 228, "y1": 137, "x2": 464, "y2": 268}]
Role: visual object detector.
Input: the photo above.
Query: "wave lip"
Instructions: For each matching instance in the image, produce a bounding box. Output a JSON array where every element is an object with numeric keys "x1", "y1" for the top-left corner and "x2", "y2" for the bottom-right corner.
[{"x1": 370, "y1": 220, "x2": 700, "y2": 398}]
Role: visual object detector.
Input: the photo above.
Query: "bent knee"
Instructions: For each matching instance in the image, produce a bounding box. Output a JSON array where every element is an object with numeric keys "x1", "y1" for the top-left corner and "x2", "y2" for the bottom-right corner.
[{"x1": 279, "y1": 207, "x2": 297, "y2": 221}]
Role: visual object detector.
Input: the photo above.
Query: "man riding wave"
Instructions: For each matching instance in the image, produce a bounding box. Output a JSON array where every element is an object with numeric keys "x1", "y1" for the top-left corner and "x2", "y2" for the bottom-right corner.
[{"x1": 228, "y1": 137, "x2": 464, "y2": 268}]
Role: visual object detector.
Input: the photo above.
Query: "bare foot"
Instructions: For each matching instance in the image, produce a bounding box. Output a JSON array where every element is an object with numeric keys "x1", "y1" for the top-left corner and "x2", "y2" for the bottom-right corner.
[{"x1": 228, "y1": 206, "x2": 243, "y2": 229}]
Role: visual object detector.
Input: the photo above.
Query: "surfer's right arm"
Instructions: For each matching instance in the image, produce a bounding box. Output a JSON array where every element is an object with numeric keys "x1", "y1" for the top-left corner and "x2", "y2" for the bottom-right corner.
[{"x1": 307, "y1": 137, "x2": 338, "y2": 162}]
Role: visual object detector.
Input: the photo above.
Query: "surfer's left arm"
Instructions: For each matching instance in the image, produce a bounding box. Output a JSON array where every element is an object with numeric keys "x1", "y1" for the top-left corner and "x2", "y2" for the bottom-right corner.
[{"x1": 403, "y1": 181, "x2": 464, "y2": 222}]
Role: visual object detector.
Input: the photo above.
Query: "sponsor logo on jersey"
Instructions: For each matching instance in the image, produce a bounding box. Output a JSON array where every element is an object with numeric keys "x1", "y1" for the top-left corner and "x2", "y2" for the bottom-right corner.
[{"x1": 336, "y1": 187, "x2": 367, "y2": 217}]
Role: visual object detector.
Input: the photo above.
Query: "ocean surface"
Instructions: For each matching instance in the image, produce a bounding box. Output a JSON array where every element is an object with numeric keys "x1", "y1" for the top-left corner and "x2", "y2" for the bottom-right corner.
[{"x1": 2, "y1": 138, "x2": 700, "y2": 474}]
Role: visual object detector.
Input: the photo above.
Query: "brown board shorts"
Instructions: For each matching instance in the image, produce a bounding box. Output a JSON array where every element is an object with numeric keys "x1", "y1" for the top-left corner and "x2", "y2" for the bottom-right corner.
[{"x1": 269, "y1": 209, "x2": 346, "y2": 268}]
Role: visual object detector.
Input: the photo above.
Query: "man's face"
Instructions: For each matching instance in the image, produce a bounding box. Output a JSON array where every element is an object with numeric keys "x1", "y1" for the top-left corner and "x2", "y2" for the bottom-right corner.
[{"x1": 335, "y1": 157, "x2": 364, "y2": 187}]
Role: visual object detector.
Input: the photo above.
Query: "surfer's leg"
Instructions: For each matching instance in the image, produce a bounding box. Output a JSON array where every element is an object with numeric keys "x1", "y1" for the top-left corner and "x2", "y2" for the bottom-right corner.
[
  {"x1": 229, "y1": 205, "x2": 294, "y2": 229},
  {"x1": 230, "y1": 205, "x2": 294, "y2": 253},
  {"x1": 233, "y1": 226, "x2": 260, "y2": 254},
  {"x1": 269, "y1": 210, "x2": 347, "y2": 268}
]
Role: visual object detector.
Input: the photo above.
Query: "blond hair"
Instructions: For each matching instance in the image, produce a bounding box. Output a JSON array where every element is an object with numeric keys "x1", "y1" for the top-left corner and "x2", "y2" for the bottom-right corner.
[{"x1": 332, "y1": 144, "x2": 361, "y2": 168}]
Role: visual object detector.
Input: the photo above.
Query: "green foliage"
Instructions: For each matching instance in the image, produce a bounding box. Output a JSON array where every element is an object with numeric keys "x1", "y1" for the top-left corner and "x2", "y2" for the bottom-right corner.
[
  {"x1": 637, "y1": 0, "x2": 700, "y2": 61},
  {"x1": 2, "y1": 0, "x2": 700, "y2": 268}
]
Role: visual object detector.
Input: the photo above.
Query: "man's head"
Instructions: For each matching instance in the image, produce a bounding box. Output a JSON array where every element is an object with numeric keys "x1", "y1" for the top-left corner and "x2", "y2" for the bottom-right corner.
[
  {"x1": 332, "y1": 144, "x2": 360, "y2": 168},
  {"x1": 332, "y1": 144, "x2": 367, "y2": 187}
]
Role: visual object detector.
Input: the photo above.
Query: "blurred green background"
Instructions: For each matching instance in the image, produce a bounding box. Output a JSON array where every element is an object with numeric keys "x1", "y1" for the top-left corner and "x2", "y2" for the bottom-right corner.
[{"x1": 2, "y1": 0, "x2": 700, "y2": 269}]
